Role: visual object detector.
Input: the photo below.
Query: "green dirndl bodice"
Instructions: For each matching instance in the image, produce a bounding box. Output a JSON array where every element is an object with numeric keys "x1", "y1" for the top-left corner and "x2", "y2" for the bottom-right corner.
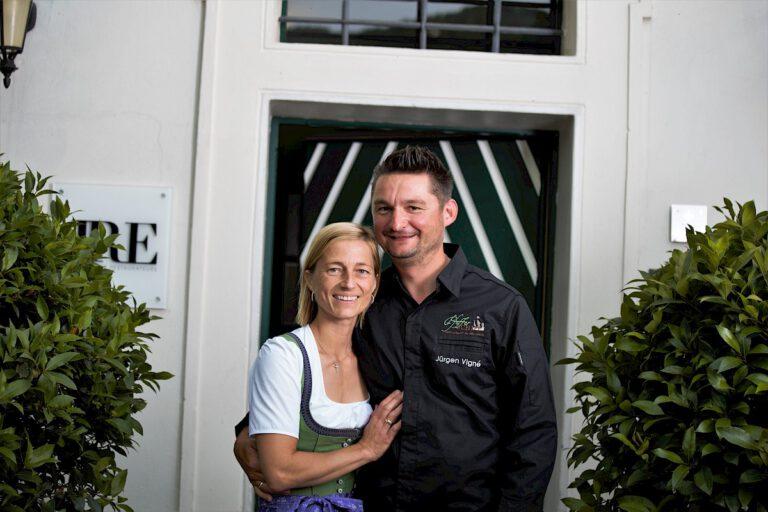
[{"x1": 279, "y1": 332, "x2": 363, "y2": 496}]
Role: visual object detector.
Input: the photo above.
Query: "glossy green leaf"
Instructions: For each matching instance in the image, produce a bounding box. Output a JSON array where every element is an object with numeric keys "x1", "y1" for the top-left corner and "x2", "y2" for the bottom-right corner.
[
  {"x1": 653, "y1": 448, "x2": 684, "y2": 464},
  {"x1": 696, "y1": 419, "x2": 714, "y2": 433},
  {"x1": 670, "y1": 464, "x2": 689, "y2": 491},
  {"x1": 35, "y1": 296, "x2": 49, "y2": 320},
  {"x1": 111, "y1": 469, "x2": 128, "y2": 495},
  {"x1": 714, "y1": 356, "x2": 743, "y2": 372},
  {"x1": 561, "y1": 497, "x2": 590, "y2": 511},
  {"x1": 682, "y1": 427, "x2": 695, "y2": 460},
  {"x1": 2, "y1": 246, "x2": 18, "y2": 270},
  {"x1": 738, "y1": 488, "x2": 753, "y2": 509},
  {"x1": 707, "y1": 369, "x2": 730, "y2": 391},
  {"x1": 694, "y1": 467, "x2": 713, "y2": 495},
  {"x1": 25, "y1": 444, "x2": 55, "y2": 469},
  {"x1": 719, "y1": 426, "x2": 758, "y2": 450},
  {"x1": 638, "y1": 371, "x2": 663, "y2": 382},
  {"x1": 633, "y1": 400, "x2": 664, "y2": 416},
  {"x1": 45, "y1": 351, "x2": 79, "y2": 372},
  {"x1": 717, "y1": 324, "x2": 742, "y2": 354},
  {"x1": 616, "y1": 338, "x2": 648, "y2": 353},
  {"x1": 0, "y1": 380, "x2": 31, "y2": 402},
  {"x1": 739, "y1": 469, "x2": 766, "y2": 484},
  {"x1": 584, "y1": 386, "x2": 613, "y2": 404},
  {"x1": 0, "y1": 447, "x2": 17, "y2": 464},
  {"x1": 618, "y1": 496, "x2": 655, "y2": 512}
]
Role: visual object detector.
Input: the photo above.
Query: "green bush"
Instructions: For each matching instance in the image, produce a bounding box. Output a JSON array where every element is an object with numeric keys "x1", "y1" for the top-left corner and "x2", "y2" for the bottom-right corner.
[
  {"x1": 0, "y1": 161, "x2": 172, "y2": 511},
  {"x1": 560, "y1": 199, "x2": 768, "y2": 512}
]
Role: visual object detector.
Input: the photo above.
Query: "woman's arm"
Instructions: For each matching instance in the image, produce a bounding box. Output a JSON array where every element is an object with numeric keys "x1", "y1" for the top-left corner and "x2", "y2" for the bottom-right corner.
[{"x1": 255, "y1": 390, "x2": 403, "y2": 492}]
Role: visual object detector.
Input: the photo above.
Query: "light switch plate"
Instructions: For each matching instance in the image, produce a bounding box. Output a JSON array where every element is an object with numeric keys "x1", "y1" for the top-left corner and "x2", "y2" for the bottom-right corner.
[{"x1": 670, "y1": 204, "x2": 707, "y2": 242}]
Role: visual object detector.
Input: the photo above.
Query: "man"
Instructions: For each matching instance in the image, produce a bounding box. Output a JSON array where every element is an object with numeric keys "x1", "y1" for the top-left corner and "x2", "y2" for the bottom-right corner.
[{"x1": 235, "y1": 145, "x2": 557, "y2": 511}]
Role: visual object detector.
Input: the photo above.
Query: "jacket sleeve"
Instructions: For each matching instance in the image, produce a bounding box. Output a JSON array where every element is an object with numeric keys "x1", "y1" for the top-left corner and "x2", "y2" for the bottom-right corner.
[
  {"x1": 495, "y1": 295, "x2": 558, "y2": 512},
  {"x1": 234, "y1": 413, "x2": 248, "y2": 437}
]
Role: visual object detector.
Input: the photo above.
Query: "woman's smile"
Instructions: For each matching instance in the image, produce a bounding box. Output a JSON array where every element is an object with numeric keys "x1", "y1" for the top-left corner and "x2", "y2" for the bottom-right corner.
[{"x1": 333, "y1": 294, "x2": 359, "y2": 303}]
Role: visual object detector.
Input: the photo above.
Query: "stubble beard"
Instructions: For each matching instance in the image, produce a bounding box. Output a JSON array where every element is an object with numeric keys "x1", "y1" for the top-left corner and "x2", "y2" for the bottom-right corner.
[{"x1": 388, "y1": 233, "x2": 443, "y2": 268}]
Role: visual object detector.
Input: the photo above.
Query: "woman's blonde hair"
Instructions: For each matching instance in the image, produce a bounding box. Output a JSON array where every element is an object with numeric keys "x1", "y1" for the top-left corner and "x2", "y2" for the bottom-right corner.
[{"x1": 296, "y1": 222, "x2": 381, "y2": 327}]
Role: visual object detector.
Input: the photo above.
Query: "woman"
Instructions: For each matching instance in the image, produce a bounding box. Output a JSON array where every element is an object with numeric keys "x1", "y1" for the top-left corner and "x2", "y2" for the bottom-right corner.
[{"x1": 249, "y1": 222, "x2": 402, "y2": 511}]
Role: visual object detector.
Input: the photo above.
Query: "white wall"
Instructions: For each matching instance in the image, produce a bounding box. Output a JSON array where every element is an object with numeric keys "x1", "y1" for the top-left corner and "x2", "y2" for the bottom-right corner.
[
  {"x1": 187, "y1": 1, "x2": 767, "y2": 511},
  {"x1": 629, "y1": 0, "x2": 768, "y2": 276},
  {"x1": 0, "y1": 1, "x2": 203, "y2": 511},
  {"x1": 1, "y1": 0, "x2": 765, "y2": 511}
]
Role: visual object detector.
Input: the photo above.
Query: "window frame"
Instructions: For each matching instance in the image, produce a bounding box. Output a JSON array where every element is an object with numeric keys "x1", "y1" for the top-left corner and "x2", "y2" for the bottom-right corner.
[{"x1": 278, "y1": 0, "x2": 563, "y2": 55}]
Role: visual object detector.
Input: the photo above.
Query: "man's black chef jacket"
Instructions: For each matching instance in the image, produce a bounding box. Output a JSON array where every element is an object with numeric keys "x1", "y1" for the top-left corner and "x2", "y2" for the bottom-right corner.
[{"x1": 353, "y1": 244, "x2": 557, "y2": 512}]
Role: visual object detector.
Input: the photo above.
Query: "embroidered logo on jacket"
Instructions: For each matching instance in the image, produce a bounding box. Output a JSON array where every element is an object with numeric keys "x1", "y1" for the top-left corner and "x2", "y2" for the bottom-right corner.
[{"x1": 441, "y1": 314, "x2": 485, "y2": 337}]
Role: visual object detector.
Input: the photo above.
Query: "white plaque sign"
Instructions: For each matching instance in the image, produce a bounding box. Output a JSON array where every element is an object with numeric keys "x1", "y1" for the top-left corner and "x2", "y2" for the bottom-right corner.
[
  {"x1": 53, "y1": 183, "x2": 172, "y2": 309},
  {"x1": 670, "y1": 204, "x2": 707, "y2": 243}
]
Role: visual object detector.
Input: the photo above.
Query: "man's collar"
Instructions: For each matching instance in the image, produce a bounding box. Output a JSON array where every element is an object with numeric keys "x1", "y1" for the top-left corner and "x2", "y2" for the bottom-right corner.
[
  {"x1": 381, "y1": 243, "x2": 466, "y2": 298},
  {"x1": 436, "y1": 243, "x2": 466, "y2": 297}
]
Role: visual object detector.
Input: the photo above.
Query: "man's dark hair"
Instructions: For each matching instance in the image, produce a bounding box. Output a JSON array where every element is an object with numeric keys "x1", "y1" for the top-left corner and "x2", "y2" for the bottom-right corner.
[{"x1": 371, "y1": 145, "x2": 453, "y2": 204}]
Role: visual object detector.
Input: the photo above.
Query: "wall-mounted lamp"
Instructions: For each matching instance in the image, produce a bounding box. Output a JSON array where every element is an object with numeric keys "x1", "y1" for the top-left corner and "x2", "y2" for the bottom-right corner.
[{"x1": 1, "y1": 0, "x2": 36, "y2": 89}]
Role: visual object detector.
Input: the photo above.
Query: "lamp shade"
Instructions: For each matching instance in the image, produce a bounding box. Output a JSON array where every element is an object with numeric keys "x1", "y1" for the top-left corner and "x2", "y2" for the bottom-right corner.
[{"x1": 2, "y1": 0, "x2": 32, "y2": 50}]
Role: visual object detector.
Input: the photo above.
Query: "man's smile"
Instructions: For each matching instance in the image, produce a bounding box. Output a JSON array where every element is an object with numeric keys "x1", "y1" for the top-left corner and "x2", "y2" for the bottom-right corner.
[{"x1": 386, "y1": 233, "x2": 417, "y2": 240}]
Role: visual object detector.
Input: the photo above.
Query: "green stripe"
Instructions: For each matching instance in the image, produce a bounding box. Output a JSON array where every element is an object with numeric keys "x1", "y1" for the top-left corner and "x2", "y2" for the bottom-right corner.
[
  {"x1": 489, "y1": 141, "x2": 541, "y2": 246},
  {"x1": 449, "y1": 141, "x2": 536, "y2": 300},
  {"x1": 302, "y1": 141, "x2": 352, "y2": 243},
  {"x1": 329, "y1": 142, "x2": 386, "y2": 224}
]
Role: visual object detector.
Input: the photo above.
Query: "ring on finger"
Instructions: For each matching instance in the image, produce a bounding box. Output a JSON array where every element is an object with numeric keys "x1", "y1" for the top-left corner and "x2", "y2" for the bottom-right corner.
[
  {"x1": 256, "y1": 480, "x2": 265, "y2": 489},
  {"x1": 384, "y1": 418, "x2": 393, "y2": 426}
]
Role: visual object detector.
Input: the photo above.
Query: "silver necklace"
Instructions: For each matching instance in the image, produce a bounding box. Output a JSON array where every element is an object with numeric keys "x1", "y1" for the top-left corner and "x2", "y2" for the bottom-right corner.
[{"x1": 316, "y1": 339, "x2": 353, "y2": 373}]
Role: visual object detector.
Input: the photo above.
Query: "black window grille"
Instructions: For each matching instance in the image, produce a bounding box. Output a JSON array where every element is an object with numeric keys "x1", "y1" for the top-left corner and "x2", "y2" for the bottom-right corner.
[{"x1": 280, "y1": 0, "x2": 563, "y2": 55}]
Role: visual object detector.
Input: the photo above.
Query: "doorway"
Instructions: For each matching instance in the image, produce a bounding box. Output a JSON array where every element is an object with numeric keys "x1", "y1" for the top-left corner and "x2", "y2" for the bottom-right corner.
[{"x1": 262, "y1": 118, "x2": 558, "y2": 353}]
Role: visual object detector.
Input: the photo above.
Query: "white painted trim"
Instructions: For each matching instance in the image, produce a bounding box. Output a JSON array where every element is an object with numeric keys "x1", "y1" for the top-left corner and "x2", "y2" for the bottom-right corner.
[
  {"x1": 623, "y1": 0, "x2": 653, "y2": 286},
  {"x1": 243, "y1": 89, "x2": 585, "y2": 512},
  {"x1": 516, "y1": 140, "x2": 542, "y2": 196},
  {"x1": 299, "y1": 142, "x2": 362, "y2": 266},
  {"x1": 179, "y1": 0, "x2": 218, "y2": 509},
  {"x1": 265, "y1": 89, "x2": 585, "y2": 120},
  {"x1": 477, "y1": 140, "x2": 539, "y2": 285},
  {"x1": 240, "y1": 93, "x2": 281, "y2": 512},
  {"x1": 303, "y1": 142, "x2": 326, "y2": 191},
  {"x1": 352, "y1": 141, "x2": 398, "y2": 224},
  {"x1": 440, "y1": 140, "x2": 504, "y2": 280},
  {"x1": 555, "y1": 108, "x2": 585, "y2": 512}
]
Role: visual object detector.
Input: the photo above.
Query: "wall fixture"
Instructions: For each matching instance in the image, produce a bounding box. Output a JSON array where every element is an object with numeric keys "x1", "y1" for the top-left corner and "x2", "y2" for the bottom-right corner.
[{"x1": 1, "y1": 0, "x2": 36, "y2": 89}]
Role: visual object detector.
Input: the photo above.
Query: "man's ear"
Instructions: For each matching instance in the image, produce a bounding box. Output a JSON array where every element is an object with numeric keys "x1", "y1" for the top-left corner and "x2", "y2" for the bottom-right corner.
[{"x1": 443, "y1": 198, "x2": 458, "y2": 227}]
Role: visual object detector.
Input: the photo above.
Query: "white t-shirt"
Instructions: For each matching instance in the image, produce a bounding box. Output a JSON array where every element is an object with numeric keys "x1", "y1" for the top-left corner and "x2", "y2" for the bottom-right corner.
[{"x1": 248, "y1": 325, "x2": 373, "y2": 438}]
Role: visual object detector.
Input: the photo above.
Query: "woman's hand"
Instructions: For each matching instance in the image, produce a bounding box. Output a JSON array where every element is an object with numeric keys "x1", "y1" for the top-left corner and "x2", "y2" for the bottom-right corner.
[
  {"x1": 253, "y1": 391, "x2": 403, "y2": 490},
  {"x1": 358, "y1": 390, "x2": 403, "y2": 462}
]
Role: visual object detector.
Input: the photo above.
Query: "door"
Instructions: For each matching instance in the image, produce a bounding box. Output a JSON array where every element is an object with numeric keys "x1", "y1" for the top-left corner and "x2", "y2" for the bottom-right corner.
[{"x1": 262, "y1": 118, "x2": 558, "y2": 353}]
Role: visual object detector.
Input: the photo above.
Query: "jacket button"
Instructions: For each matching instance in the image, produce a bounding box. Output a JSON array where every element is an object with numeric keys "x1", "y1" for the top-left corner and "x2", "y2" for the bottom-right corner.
[
  {"x1": 337, "y1": 487, "x2": 344, "y2": 493},
  {"x1": 337, "y1": 479, "x2": 343, "y2": 484},
  {"x1": 342, "y1": 442, "x2": 349, "y2": 447},
  {"x1": 346, "y1": 438, "x2": 352, "y2": 442}
]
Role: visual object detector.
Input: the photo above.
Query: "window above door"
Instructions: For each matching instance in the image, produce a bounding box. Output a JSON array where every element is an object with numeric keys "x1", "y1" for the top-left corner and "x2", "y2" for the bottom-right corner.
[{"x1": 279, "y1": 0, "x2": 564, "y2": 55}]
